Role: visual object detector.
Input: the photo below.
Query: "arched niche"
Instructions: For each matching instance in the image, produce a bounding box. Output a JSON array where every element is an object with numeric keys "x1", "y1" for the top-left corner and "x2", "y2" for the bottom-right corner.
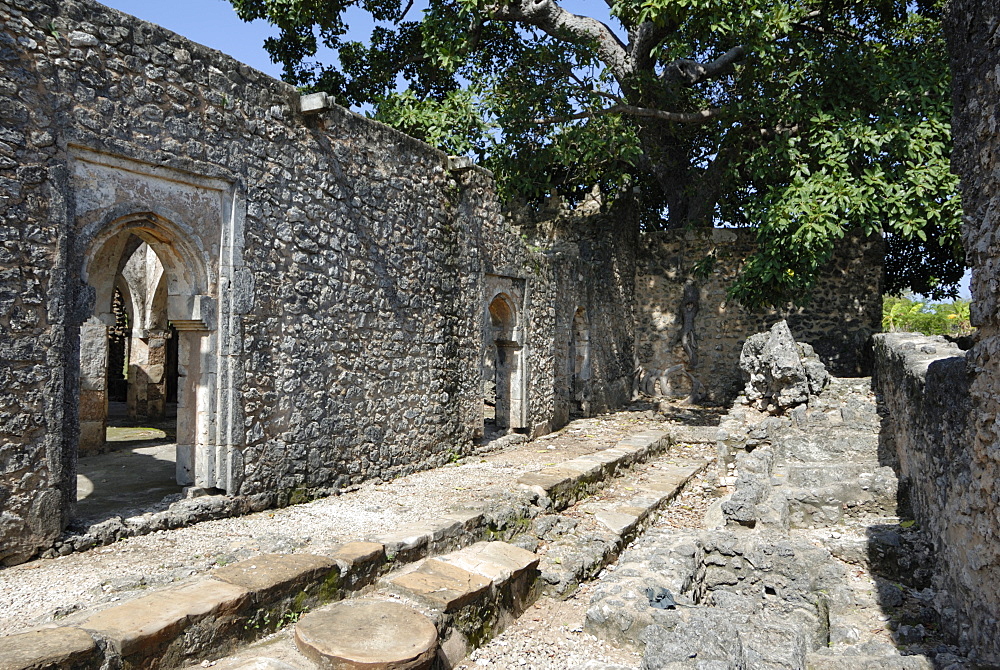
[
  {"x1": 571, "y1": 307, "x2": 592, "y2": 416},
  {"x1": 486, "y1": 292, "x2": 527, "y2": 431}
]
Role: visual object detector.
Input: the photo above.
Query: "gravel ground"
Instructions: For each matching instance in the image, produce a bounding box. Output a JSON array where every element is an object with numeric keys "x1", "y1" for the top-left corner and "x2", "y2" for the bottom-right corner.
[{"x1": 0, "y1": 409, "x2": 673, "y2": 636}]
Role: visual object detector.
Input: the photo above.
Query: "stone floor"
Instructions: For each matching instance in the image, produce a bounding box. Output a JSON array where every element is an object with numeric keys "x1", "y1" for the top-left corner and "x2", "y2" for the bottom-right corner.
[
  {"x1": 75, "y1": 405, "x2": 183, "y2": 523},
  {"x1": 76, "y1": 440, "x2": 182, "y2": 523}
]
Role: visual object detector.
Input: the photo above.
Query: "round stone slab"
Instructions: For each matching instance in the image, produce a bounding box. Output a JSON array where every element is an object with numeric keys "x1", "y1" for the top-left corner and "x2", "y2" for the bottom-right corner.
[{"x1": 293, "y1": 600, "x2": 438, "y2": 670}]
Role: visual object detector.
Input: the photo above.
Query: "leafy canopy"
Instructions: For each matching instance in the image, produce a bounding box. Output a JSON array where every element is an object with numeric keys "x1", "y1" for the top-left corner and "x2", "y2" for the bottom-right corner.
[{"x1": 230, "y1": 0, "x2": 964, "y2": 308}]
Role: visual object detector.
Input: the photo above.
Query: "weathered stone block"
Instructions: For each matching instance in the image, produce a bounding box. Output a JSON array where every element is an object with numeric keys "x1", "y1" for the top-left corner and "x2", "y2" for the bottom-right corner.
[
  {"x1": 79, "y1": 579, "x2": 249, "y2": 662},
  {"x1": 210, "y1": 553, "x2": 340, "y2": 606},
  {"x1": 387, "y1": 559, "x2": 491, "y2": 612},
  {"x1": 293, "y1": 600, "x2": 437, "y2": 670},
  {"x1": 77, "y1": 390, "x2": 106, "y2": 422},
  {"x1": 0, "y1": 627, "x2": 97, "y2": 670}
]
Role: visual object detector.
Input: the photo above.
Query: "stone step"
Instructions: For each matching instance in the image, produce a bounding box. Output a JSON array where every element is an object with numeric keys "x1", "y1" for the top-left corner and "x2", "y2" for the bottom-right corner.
[
  {"x1": 538, "y1": 459, "x2": 709, "y2": 597},
  {"x1": 184, "y1": 541, "x2": 541, "y2": 670},
  {"x1": 174, "y1": 449, "x2": 709, "y2": 669},
  {"x1": 0, "y1": 428, "x2": 673, "y2": 670},
  {"x1": 516, "y1": 429, "x2": 671, "y2": 509},
  {"x1": 293, "y1": 600, "x2": 438, "y2": 670},
  {"x1": 382, "y1": 541, "x2": 541, "y2": 665}
]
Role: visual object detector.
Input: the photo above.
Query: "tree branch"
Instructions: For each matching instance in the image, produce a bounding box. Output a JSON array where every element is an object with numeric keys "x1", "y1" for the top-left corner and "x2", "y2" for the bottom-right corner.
[
  {"x1": 533, "y1": 104, "x2": 721, "y2": 125},
  {"x1": 397, "y1": 0, "x2": 415, "y2": 22},
  {"x1": 488, "y1": 0, "x2": 633, "y2": 83},
  {"x1": 660, "y1": 45, "x2": 747, "y2": 86},
  {"x1": 630, "y1": 21, "x2": 673, "y2": 72}
]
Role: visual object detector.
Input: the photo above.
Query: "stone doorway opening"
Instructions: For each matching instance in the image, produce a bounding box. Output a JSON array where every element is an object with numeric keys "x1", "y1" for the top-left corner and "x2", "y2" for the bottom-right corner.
[
  {"x1": 571, "y1": 307, "x2": 591, "y2": 416},
  {"x1": 75, "y1": 215, "x2": 212, "y2": 522},
  {"x1": 485, "y1": 293, "x2": 526, "y2": 434}
]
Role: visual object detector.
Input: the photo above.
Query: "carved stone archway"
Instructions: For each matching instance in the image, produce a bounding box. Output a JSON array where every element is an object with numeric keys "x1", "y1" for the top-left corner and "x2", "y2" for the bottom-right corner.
[
  {"x1": 79, "y1": 212, "x2": 217, "y2": 488},
  {"x1": 487, "y1": 292, "x2": 527, "y2": 431}
]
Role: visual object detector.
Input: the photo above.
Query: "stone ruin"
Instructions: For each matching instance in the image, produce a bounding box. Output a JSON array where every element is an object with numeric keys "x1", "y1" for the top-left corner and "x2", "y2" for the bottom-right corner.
[
  {"x1": 3, "y1": 0, "x2": 1000, "y2": 663},
  {"x1": 0, "y1": 0, "x2": 880, "y2": 567},
  {"x1": 739, "y1": 320, "x2": 829, "y2": 413},
  {"x1": 586, "y1": 326, "x2": 937, "y2": 668}
]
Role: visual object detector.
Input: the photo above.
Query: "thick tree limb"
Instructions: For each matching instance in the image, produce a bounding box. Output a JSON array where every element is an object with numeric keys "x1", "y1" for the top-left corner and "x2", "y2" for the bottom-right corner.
[
  {"x1": 661, "y1": 45, "x2": 747, "y2": 86},
  {"x1": 489, "y1": 0, "x2": 633, "y2": 83},
  {"x1": 533, "y1": 104, "x2": 721, "y2": 124},
  {"x1": 631, "y1": 21, "x2": 673, "y2": 72}
]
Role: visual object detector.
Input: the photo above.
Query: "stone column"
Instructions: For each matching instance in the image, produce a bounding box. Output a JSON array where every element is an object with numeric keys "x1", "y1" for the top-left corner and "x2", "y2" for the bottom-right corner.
[
  {"x1": 126, "y1": 330, "x2": 169, "y2": 420},
  {"x1": 78, "y1": 317, "x2": 109, "y2": 453},
  {"x1": 496, "y1": 339, "x2": 527, "y2": 430},
  {"x1": 173, "y1": 328, "x2": 199, "y2": 486}
]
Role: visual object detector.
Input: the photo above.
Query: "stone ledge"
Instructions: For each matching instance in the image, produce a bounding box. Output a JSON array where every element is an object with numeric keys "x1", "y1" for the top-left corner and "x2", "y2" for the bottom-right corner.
[
  {"x1": 78, "y1": 579, "x2": 249, "y2": 662},
  {"x1": 0, "y1": 627, "x2": 98, "y2": 670},
  {"x1": 436, "y1": 541, "x2": 539, "y2": 586},
  {"x1": 542, "y1": 459, "x2": 708, "y2": 597},
  {"x1": 385, "y1": 559, "x2": 492, "y2": 612},
  {"x1": 0, "y1": 429, "x2": 676, "y2": 669},
  {"x1": 211, "y1": 553, "x2": 341, "y2": 607},
  {"x1": 516, "y1": 430, "x2": 671, "y2": 508}
]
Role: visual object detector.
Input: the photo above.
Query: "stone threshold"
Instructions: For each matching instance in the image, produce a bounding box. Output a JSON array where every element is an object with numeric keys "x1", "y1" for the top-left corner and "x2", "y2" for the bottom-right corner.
[{"x1": 0, "y1": 429, "x2": 675, "y2": 670}]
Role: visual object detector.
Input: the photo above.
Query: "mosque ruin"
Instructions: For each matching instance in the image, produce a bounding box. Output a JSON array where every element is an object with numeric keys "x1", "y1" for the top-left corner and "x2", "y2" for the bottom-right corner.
[{"x1": 2, "y1": 0, "x2": 1000, "y2": 664}]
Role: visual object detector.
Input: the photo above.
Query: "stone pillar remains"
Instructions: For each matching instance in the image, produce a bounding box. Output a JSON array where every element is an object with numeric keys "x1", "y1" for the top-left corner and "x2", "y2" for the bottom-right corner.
[
  {"x1": 78, "y1": 317, "x2": 109, "y2": 453},
  {"x1": 126, "y1": 329, "x2": 169, "y2": 420}
]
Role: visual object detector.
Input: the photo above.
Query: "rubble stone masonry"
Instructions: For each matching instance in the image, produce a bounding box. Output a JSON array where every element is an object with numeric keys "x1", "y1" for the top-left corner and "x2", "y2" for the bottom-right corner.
[{"x1": 0, "y1": 0, "x2": 635, "y2": 564}]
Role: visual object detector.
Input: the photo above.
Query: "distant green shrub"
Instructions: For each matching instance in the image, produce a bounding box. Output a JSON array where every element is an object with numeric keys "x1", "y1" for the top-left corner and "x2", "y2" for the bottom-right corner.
[{"x1": 883, "y1": 296, "x2": 972, "y2": 337}]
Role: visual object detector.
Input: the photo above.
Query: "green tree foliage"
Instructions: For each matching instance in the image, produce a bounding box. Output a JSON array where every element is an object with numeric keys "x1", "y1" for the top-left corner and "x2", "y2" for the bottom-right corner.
[
  {"x1": 229, "y1": 0, "x2": 964, "y2": 307},
  {"x1": 882, "y1": 295, "x2": 972, "y2": 337}
]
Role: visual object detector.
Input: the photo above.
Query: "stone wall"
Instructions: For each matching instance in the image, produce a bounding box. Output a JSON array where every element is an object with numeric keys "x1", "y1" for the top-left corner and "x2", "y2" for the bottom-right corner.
[
  {"x1": 871, "y1": 334, "x2": 991, "y2": 659},
  {"x1": 871, "y1": 0, "x2": 1000, "y2": 661},
  {"x1": 0, "y1": 0, "x2": 636, "y2": 563},
  {"x1": 635, "y1": 228, "x2": 883, "y2": 403}
]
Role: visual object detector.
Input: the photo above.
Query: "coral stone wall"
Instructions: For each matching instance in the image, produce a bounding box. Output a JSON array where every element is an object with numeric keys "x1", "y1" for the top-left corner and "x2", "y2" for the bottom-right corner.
[
  {"x1": 910, "y1": 0, "x2": 1000, "y2": 660},
  {"x1": 872, "y1": 334, "x2": 993, "y2": 659},
  {"x1": 0, "y1": 0, "x2": 636, "y2": 563},
  {"x1": 0, "y1": 0, "x2": 74, "y2": 565},
  {"x1": 635, "y1": 228, "x2": 883, "y2": 402}
]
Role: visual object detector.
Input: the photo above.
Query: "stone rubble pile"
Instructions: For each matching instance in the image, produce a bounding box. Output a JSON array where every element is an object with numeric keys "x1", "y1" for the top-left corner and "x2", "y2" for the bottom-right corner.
[{"x1": 740, "y1": 320, "x2": 829, "y2": 413}]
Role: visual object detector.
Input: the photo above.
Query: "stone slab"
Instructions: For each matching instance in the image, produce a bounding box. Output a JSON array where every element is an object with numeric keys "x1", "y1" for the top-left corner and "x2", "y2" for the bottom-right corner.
[
  {"x1": 442, "y1": 508, "x2": 484, "y2": 532},
  {"x1": 517, "y1": 470, "x2": 575, "y2": 491},
  {"x1": 329, "y1": 542, "x2": 385, "y2": 568},
  {"x1": 0, "y1": 627, "x2": 97, "y2": 670},
  {"x1": 387, "y1": 559, "x2": 491, "y2": 612},
  {"x1": 593, "y1": 509, "x2": 641, "y2": 537},
  {"x1": 437, "y1": 542, "x2": 539, "y2": 585},
  {"x1": 376, "y1": 526, "x2": 430, "y2": 556},
  {"x1": 211, "y1": 553, "x2": 339, "y2": 604},
  {"x1": 294, "y1": 600, "x2": 436, "y2": 670},
  {"x1": 79, "y1": 579, "x2": 248, "y2": 658}
]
